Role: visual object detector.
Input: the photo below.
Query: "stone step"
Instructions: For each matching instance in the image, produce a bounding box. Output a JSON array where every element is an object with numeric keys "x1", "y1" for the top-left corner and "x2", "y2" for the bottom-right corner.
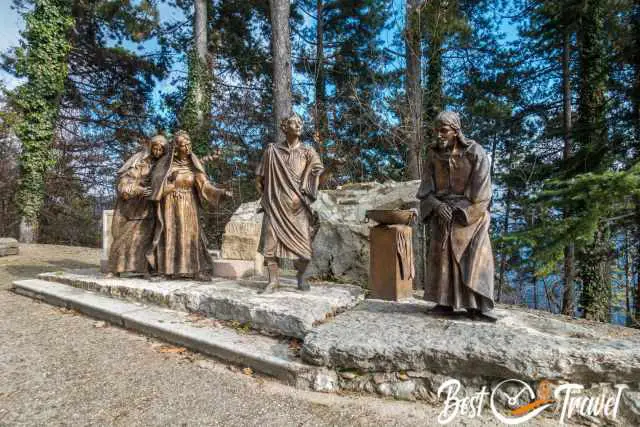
[
  {"x1": 11, "y1": 278, "x2": 332, "y2": 389},
  {"x1": 37, "y1": 269, "x2": 365, "y2": 339}
]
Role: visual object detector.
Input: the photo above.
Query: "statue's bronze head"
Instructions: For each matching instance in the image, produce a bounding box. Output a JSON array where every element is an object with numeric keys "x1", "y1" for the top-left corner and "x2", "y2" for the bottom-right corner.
[
  {"x1": 149, "y1": 134, "x2": 167, "y2": 159},
  {"x1": 173, "y1": 130, "x2": 192, "y2": 157},
  {"x1": 280, "y1": 113, "x2": 303, "y2": 138},
  {"x1": 434, "y1": 111, "x2": 467, "y2": 148}
]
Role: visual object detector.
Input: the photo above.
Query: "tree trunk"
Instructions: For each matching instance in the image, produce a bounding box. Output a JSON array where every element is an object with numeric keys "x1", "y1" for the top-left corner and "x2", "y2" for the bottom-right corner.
[
  {"x1": 496, "y1": 190, "x2": 511, "y2": 302},
  {"x1": 19, "y1": 217, "x2": 38, "y2": 243},
  {"x1": 405, "y1": 0, "x2": 422, "y2": 180},
  {"x1": 635, "y1": 197, "x2": 640, "y2": 323},
  {"x1": 575, "y1": 0, "x2": 611, "y2": 323},
  {"x1": 179, "y1": 0, "x2": 212, "y2": 155},
  {"x1": 269, "y1": 0, "x2": 293, "y2": 142},
  {"x1": 632, "y1": 0, "x2": 640, "y2": 326},
  {"x1": 561, "y1": 28, "x2": 576, "y2": 316},
  {"x1": 194, "y1": 0, "x2": 207, "y2": 126},
  {"x1": 314, "y1": 0, "x2": 328, "y2": 151},
  {"x1": 423, "y1": 0, "x2": 444, "y2": 141},
  {"x1": 625, "y1": 232, "x2": 632, "y2": 326},
  {"x1": 579, "y1": 224, "x2": 612, "y2": 322}
]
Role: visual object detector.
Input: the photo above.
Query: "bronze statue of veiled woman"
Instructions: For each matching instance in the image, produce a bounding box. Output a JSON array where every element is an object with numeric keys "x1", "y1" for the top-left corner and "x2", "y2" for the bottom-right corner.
[
  {"x1": 147, "y1": 131, "x2": 231, "y2": 280},
  {"x1": 107, "y1": 134, "x2": 167, "y2": 278}
]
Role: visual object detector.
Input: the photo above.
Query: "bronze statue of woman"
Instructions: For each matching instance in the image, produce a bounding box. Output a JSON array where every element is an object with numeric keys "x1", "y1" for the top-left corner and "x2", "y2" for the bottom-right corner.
[
  {"x1": 107, "y1": 135, "x2": 167, "y2": 278},
  {"x1": 147, "y1": 131, "x2": 231, "y2": 281}
]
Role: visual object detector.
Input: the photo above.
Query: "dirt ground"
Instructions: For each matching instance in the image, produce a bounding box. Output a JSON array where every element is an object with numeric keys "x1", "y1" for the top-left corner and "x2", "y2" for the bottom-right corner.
[{"x1": 0, "y1": 244, "x2": 568, "y2": 426}]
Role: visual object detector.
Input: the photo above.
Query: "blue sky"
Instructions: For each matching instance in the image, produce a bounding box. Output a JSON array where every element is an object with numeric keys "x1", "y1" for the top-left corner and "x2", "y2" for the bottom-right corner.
[
  {"x1": 0, "y1": 0, "x2": 23, "y2": 89},
  {"x1": 0, "y1": 0, "x2": 184, "y2": 93}
]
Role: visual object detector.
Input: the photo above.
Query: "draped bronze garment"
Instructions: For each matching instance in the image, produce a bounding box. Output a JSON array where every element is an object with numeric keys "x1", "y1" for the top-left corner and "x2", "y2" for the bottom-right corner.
[
  {"x1": 416, "y1": 140, "x2": 495, "y2": 310},
  {"x1": 109, "y1": 151, "x2": 157, "y2": 274},
  {"x1": 147, "y1": 151, "x2": 225, "y2": 277},
  {"x1": 256, "y1": 142, "x2": 324, "y2": 261}
]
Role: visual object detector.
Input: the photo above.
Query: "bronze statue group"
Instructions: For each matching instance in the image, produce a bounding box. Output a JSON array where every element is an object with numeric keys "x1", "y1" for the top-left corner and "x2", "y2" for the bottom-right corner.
[{"x1": 108, "y1": 111, "x2": 497, "y2": 321}]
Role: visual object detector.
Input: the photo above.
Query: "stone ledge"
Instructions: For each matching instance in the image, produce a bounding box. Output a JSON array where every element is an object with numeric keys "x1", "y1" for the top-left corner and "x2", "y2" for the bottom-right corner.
[
  {"x1": 301, "y1": 299, "x2": 640, "y2": 386},
  {"x1": 38, "y1": 269, "x2": 365, "y2": 339}
]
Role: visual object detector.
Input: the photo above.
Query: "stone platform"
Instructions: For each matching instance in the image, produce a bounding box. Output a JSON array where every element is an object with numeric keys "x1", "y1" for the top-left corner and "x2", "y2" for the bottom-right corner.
[
  {"x1": 11, "y1": 271, "x2": 640, "y2": 422},
  {"x1": 0, "y1": 238, "x2": 19, "y2": 256},
  {"x1": 302, "y1": 299, "x2": 640, "y2": 385},
  {"x1": 37, "y1": 269, "x2": 364, "y2": 339}
]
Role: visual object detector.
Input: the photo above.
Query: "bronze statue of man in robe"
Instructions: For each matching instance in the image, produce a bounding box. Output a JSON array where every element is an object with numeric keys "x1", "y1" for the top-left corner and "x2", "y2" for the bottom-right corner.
[
  {"x1": 256, "y1": 114, "x2": 324, "y2": 292},
  {"x1": 416, "y1": 111, "x2": 497, "y2": 321},
  {"x1": 107, "y1": 134, "x2": 167, "y2": 278}
]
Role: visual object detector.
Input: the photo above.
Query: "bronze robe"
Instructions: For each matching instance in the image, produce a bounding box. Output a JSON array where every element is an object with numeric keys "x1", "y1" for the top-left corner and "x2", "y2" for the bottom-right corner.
[
  {"x1": 109, "y1": 151, "x2": 156, "y2": 274},
  {"x1": 147, "y1": 151, "x2": 225, "y2": 277},
  {"x1": 416, "y1": 140, "x2": 495, "y2": 310},
  {"x1": 256, "y1": 142, "x2": 324, "y2": 261}
]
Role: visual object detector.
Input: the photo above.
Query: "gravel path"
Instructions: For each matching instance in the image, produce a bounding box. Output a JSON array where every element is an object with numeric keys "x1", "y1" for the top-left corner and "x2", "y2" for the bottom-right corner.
[{"x1": 0, "y1": 244, "x2": 563, "y2": 426}]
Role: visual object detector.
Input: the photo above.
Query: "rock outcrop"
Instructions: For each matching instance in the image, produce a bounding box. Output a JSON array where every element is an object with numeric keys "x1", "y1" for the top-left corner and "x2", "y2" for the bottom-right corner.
[{"x1": 223, "y1": 181, "x2": 423, "y2": 285}]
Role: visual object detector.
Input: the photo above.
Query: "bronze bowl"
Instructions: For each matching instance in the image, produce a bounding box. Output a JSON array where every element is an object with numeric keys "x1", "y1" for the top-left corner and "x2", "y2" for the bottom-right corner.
[{"x1": 365, "y1": 209, "x2": 417, "y2": 225}]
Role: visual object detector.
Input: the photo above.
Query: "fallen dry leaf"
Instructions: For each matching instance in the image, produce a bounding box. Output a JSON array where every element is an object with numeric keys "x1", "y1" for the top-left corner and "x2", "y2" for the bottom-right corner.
[
  {"x1": 186, "y1": 312, "x2": 206, "y2": 322},
  {"x1": 93, "y1": 321, "x2": 108, "y2": 328},
  {"x1": 242, "y1": 367, "x2": 253, "y2": 376},
  {"x1": 288, "y1": 338, "x2": 302, "y2": 356}
]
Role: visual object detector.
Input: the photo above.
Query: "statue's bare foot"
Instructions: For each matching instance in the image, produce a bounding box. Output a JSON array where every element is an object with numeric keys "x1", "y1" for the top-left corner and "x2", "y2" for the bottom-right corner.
[{"x1": 430, "y1": 305, "x2": 453, "y2": 315}]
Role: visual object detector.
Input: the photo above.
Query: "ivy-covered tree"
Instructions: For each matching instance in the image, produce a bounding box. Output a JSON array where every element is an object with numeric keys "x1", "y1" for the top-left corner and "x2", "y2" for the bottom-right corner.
[
  {"x1": 8, "y1": 0, "x2": 73, "y2": 242},
  {"x1": 177, "y1": 0, "x2": 213, "y2": 156}
]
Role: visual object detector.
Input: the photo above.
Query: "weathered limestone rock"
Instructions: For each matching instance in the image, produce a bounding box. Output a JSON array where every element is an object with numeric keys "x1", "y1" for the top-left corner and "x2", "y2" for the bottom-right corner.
[
  {"x1": 227, "y1": 181, "x2": 422, "y2": 285},
  {"x1": 38, "y1": 269, "x2": 364, "y2": 338},
  {"x1": 301, "y1": 299, "x2": 640, "y2": 387},
  {"x1": 0, "y1": 237, "x2": 19, "y2": 256},
  {"x1": 221, "y1": 202, "x2": 263, "y2": 260}
]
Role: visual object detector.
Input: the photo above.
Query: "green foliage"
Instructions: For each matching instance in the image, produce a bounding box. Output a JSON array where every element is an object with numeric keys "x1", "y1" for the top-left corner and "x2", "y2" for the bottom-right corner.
[
  {"x1": 508, "y1": 162, "x2": 640, "y2": 274},
  {"x1": 321, "y1": 0, "x2": 402, "y2": 182},
  {"x1": 10, "y1": 0, "x2": 73, "y2": 222}
]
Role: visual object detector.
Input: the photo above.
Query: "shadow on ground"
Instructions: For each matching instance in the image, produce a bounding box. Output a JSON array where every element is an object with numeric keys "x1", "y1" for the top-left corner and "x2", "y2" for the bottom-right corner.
[{"x1": 48, "y1": 259, "x2": 99, "y2": 269}]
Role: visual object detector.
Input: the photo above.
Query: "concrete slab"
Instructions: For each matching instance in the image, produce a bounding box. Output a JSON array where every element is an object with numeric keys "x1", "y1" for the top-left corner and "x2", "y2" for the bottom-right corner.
[{"x1": 38, "y1": 269, "x2": 365, "y2": 338}]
